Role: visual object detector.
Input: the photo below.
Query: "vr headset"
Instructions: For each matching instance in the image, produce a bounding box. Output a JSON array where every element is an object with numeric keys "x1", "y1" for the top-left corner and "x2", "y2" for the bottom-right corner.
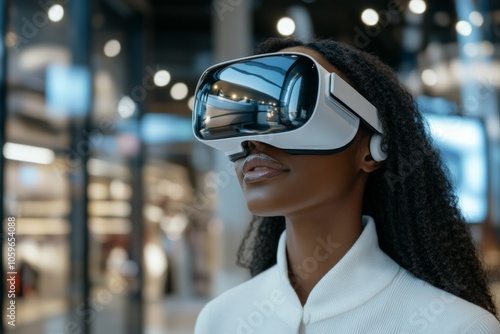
[{"x1": 192, "y1": 52, "x2": 387, "y2": 162}]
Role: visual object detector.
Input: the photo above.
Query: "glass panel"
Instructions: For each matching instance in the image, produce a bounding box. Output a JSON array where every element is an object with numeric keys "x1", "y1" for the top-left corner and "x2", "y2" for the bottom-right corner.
[{"x1": 3, "y1": 0, "x2": 72, "y2": 332}]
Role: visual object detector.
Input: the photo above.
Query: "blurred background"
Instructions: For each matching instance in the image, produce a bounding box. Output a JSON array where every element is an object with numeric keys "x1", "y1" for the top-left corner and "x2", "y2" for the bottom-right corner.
[{"x1": 2, "y1": 0, "x2": 500, "y2": 333}]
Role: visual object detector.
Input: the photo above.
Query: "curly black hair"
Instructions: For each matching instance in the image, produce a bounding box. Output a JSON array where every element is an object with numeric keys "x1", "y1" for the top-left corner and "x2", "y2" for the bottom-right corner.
[{"x1": 236, "y1": 37, "x2": 498, "y2": 316}]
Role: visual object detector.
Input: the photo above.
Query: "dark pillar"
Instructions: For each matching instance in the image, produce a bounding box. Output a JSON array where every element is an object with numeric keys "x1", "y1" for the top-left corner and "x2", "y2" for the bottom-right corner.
[
  {"x1": 126, "y1": 14, "x2": 145, "y2": 334},
  {"x1": 68, "y1": 0, "x2": 92, "y2": 333},
  {"x1": 0, "y1": 0, "x2": 8, "y2": 331}
]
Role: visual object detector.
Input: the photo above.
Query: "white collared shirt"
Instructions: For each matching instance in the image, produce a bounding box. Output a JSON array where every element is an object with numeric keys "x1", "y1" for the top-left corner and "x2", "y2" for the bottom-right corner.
[{"x1": 195, "y1": 216, "x2": 500, "y2": 333}]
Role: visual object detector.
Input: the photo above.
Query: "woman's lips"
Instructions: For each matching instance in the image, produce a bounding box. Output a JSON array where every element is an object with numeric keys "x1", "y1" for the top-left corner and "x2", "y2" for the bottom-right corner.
[{"x1": 242, "y1": 153, "x2": 290, "y2": 183}]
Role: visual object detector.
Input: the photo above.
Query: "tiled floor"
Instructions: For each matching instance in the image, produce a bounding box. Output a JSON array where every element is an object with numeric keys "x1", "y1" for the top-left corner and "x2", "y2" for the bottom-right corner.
[
  {"x1": 5, "y1": 295, "x2": 207, "y2": 334},
  {"x1": 145, "y1": 297, "x2": 207, "y2": 334}
]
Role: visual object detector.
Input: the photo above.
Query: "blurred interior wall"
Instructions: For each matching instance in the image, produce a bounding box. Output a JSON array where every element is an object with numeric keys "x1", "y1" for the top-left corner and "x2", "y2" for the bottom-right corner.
[{"x1": 210, "y1": 0, "x2": 253, "y2": 296}]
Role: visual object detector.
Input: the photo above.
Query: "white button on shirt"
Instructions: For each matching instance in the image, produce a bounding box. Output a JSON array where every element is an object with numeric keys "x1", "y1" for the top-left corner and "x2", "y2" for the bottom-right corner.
[{"x1": 195, "y1": 216, "x2": 500, "y2": 333}]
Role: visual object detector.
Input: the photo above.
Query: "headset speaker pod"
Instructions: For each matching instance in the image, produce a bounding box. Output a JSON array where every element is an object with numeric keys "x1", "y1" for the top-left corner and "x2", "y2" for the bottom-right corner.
[{"x1": 369, "y1": 134, "x2": 387, "y2": 162}]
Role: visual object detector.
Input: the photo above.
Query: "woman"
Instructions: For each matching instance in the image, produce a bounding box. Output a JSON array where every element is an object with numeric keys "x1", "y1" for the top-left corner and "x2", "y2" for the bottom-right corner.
[{"x1": 192, "y1": 37, "x2": 500, "y2": 333}]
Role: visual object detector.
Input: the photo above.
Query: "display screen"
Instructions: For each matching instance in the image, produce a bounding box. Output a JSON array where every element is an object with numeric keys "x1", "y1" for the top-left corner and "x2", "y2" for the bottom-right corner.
[
  {"x1": 141, "y1": 114, "x2": 193, "y2": 144},
  {"x1": 424, "y1": 113, "x2": 488, "y2": 223}
]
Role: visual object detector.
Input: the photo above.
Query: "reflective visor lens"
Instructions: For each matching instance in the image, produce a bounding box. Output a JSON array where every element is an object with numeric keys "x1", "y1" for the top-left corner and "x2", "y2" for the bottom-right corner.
[{"x1": 194, "y1": 54, "x2": 319, "y2": 140}]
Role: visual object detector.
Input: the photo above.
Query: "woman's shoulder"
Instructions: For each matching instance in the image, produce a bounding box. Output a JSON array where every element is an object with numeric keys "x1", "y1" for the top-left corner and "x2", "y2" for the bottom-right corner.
[
  {"x1": 390, "y1": 269, "x2": 500, "y2": 333},
  {"x1": 194, "y1": 265, "x2": 283, "y2": 333}
]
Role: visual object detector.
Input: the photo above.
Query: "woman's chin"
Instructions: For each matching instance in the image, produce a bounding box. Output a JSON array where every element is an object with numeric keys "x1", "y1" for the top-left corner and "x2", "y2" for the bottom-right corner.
[
  {"x1": 247, "y1": 199, "x2": 282, "y2": 217},
  {"x1": 245, "y1": 198, "x2": 287, "y2": 217}
]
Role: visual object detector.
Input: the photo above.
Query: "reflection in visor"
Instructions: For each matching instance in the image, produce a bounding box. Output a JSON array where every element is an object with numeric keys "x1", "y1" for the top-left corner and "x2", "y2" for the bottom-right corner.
[{"x1": 194, "y1": 55, "x2": 319, "y2": 140}]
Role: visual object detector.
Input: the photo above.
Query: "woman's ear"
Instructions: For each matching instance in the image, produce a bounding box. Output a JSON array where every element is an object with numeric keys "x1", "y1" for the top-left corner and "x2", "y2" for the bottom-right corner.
[
  {"x1": 362, "y1": 152, "x2": 385, "y2": 173},
  {"x1": 358, "y1": 131, "x2": 385, "y2": 173}
]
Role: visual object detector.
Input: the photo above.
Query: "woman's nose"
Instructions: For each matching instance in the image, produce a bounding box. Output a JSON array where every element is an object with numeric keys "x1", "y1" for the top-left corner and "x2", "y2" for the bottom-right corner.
[{"x1": 246, "y1": 140, "x2": 266, "y2": 153}]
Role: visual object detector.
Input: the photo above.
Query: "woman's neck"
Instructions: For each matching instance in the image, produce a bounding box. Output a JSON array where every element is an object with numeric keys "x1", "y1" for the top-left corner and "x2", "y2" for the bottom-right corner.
[{"x1": 284, "y1": 200, "x2": 364, "y2": 305}]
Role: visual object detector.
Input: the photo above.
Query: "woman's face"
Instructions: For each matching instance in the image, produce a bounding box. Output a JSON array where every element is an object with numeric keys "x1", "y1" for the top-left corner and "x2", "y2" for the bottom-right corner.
[{"x1": 233, "y1": 47, "x2": 373, "y2": 219}]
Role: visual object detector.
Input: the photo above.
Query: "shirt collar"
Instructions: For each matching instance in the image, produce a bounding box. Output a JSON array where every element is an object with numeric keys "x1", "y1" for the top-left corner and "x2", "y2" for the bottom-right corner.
[{"x1": 274, "y1": 216, "x2": 401, "y2": 325}]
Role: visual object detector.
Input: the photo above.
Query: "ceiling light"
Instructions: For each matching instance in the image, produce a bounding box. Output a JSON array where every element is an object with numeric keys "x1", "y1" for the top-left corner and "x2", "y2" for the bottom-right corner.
[
  {"x1": 170, "y1": 83, "x2": 188, "y2": 100},
  {"x1": 104, "y1": 39, "x2": 121, "y2": 58},
  {"x1": 3, "y1": 143, "x2": 55, "y2": 165},
  {"x1": 117, "y1": 96, "x2": 136, "y2": 118},
  {"x1": 48, "y1": 5, "x2": 64, "y2": 22},
  {"x1": 409, "y1": 0, "x2": 426, "y2": 15},
  {"x1": 456, "y1": 21, "x2": 473, "y2": 36},
  {"x1": 153, "y1": 70, "x2": 171, "y2": 87},
  {"x1": 421, "y1": 69, "x2": 438, "y2": 86},
  {"x1": 361, "y1": 9, "x2": 379, "y2": 26},
  {"x1": 277, "y1": 17, "x2": 296, "y2": 36},
  {"x1": 469, "y1": 11, "x2": 484, "y2": 27}
]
